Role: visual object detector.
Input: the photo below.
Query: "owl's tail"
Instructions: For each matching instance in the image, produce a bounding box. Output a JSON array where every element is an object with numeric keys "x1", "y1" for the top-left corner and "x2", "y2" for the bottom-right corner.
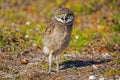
[{"x1": 43, "y1": 46, "x2": 50, "y2": 55}]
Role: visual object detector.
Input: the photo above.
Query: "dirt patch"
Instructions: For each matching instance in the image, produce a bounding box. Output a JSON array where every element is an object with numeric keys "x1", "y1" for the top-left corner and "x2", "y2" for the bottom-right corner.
[{"x1": 0, "y1": 45, "x2": 120, "y2": 80}]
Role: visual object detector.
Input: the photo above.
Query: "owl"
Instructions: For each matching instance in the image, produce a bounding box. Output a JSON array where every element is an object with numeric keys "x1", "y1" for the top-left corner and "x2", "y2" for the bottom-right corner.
[{"x1": 42, "y1": 8, "x2": 74, "y2": 74}]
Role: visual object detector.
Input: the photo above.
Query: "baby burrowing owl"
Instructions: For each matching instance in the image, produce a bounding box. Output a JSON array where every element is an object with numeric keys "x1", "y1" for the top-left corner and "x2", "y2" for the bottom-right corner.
[{"x1": 43, "y1": 8, "x2": 74, "y2": 74}]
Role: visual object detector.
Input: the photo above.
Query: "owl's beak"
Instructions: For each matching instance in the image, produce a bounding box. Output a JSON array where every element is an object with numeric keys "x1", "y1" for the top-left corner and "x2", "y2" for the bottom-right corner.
[
  {"x1": 63, "y1": 14, "x2": 67, "y2": 23},
  {"x1": 63, "y1": 20, "x2": 66, "y2": 23}
]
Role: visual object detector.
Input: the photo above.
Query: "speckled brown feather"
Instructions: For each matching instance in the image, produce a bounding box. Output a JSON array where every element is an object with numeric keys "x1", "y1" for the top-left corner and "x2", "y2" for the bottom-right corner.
[
  {"x1": 43, "y1": 20, "x2": 72, "y2": 55},
  {"x1": 42, "y1": 8, "x2": 74, "y2": 74}
]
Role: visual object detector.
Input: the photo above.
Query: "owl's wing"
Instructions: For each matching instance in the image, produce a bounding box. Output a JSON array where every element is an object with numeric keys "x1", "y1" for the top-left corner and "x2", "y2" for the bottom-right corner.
[{"x1": 45, "y1": 22, "x2": 55, "y2": 35}]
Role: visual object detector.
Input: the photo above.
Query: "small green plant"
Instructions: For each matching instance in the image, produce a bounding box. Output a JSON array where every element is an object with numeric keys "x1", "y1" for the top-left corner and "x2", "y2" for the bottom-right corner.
[
  {"x1": 15, "y1": 78, "x2": 22, "y2": 80},
  {"x1": 71, "y1": 66, "x2": 77, "y2": 71},
  {"x1": 113, "y1": 33, "x2": 120, "y2": 44},
  {"x1": 112, "y1": 53, "x2": 120, "y2": 64},
  {"x1": 9, "y1": 68, "x2": 19, "y2": 74},
  {"x1": 0, "y1": 66, "x2": 9, "y2": 71},
  {"x1": 75, "y1": 4, "x2": 84, "y2": 13},
  {"x1": 104, "y1": 68, "x2": 120, "y2": 76},
  {"x1": 112, "y1": 13, "x2": 120, "y2": 32},
  {"x1": 69, "y1": 27, "x2": 94, "y2": 52},
  {"x1": 40, "y1": 60, "x2": 49, "y2": 69}
]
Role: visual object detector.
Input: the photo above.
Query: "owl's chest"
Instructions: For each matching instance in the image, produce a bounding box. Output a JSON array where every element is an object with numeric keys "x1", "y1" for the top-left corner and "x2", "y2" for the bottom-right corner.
[
  {"x1": 45, "y1": 22, "x2": 72, "y2": 44},
  {"x1": 52, "y1": 24, "x2": 70, "y2": 38}
]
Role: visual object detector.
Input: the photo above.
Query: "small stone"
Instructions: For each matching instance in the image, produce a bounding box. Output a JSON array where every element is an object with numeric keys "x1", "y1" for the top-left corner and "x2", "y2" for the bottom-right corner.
[
  {"x1": 4, "y1": 73, "x2": 13, "y2": 78},
  {"x1": 92, "y1": 64, "x2": 98, "y2": 69},
  {"x1": 32, "y1": 43, "x2": 37, "y2": 47},
  {"x1": 99, "y1": 77, "x2": 104, "y2": 80},
  {"x1": 28, "y1": 62, "x2": 38, "y2": 66},
  {"x1": 64, "y1": 53, "x2": 76, "y2": 58},
  {"x1": 102, "y1": 53, "x2": 112, "y2": 60},
  {"x1": 89, "y1": 75, "x2": 96, "y2": 80}
]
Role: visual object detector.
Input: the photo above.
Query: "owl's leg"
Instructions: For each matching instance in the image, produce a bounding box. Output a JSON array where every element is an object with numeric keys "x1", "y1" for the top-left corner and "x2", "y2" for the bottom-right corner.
[
  {"x1": 55, "y1": 55, "x2": 59, "y2": 72},
  {"x1": 47, "y1": 51, "x2": 52, "y2": 74}
]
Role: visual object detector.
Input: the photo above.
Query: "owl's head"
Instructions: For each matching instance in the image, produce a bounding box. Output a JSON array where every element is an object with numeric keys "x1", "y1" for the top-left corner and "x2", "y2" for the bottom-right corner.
[{"x1": 54, "y1": 8, "x2": 74, "y2": 24}]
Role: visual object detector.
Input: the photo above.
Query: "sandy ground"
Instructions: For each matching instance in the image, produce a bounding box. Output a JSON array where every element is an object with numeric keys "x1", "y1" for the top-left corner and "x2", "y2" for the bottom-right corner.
[{"x1": 0, "y1": 42, "x2": 120, "y2": 80}]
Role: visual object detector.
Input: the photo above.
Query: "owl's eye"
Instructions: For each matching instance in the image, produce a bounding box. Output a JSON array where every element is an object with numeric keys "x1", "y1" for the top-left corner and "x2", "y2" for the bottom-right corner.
[
  {"x1": 67, "y1": 14, "x2": 71, "y2": 17},
  {"x1": 58, "y1": 14, "x2": 62, "y2": 18}
]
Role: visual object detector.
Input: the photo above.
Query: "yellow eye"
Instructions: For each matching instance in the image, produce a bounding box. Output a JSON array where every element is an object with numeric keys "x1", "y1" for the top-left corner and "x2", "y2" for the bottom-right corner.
[
  {"x1": 58, "y1": 14, "x2": 62, "y2": 17},
  {"x1": 67, "y1": 14, "x2": 71, "y2": 17}
]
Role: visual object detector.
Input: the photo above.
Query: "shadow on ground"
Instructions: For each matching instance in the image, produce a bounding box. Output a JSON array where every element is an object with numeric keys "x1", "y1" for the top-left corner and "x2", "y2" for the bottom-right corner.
[{"x1": 60, "y1": 59, "x2": 111, "y2": 70}]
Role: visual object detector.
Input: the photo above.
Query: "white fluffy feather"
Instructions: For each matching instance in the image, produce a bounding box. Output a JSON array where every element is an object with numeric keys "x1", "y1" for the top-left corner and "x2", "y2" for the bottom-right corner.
[
  {"x1": 55, "y1": 16, "x2": 64, "y2": 23},
  {"x1": 66, "y1": 16, "x2": 73, "y2": 23}
]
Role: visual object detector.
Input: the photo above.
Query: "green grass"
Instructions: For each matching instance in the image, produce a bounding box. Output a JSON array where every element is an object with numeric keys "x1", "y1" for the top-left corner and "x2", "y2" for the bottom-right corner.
[
  {"x1": 69, "y1": 27, "x2": 98, "y2": 52},
  {"x1": 71, "y1": 66, "x2": 77, "y2": 71},
  {"x1": 112, "y1": 53, "x2": 120, "y2": 64},
  {"x1": 104, "y1": 68, "x2": 120, "y2": 76},
  {"x1": 0, "y1": 0, "x2": 120, "y2": 54},
  {"x1": 112, "y1": 13, "x2": 120, "y2": 32},
  {"x1": 40, "y1": 60, "x2": 49, "y2": 70},
  {"x1": 112, "y1": 33, "x2": 120, "y2": 44}
]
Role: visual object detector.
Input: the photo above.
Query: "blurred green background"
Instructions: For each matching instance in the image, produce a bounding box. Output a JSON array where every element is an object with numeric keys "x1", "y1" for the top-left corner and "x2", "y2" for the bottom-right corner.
[{"x1": 0, "y1": 0, "x2": 120, "y2": 54}]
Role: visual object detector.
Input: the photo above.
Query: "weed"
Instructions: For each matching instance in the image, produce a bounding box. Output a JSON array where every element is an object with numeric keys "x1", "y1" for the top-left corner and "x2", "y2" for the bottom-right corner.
[
  {"x1": 104, "y1": 68, "x2": 120, "y2": 76},
  {"x1": 112, "y1": 13, "x2": 120, "y2": 32},
  {"x1": 40, "y1": 60, "x2": 49, "y2": 69},
  {"x1": 69, "y1": 27, "x2": 94, "y2": 52},
  {"x1": 113, "y1": 33, "x2": 120, "y2": 44},
  {"x1": 112, "y1": 53, "x2": 120, "y2": 64},
  {"x1": 71, "y1": 66, "x2": 77, "y2": 71}
]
